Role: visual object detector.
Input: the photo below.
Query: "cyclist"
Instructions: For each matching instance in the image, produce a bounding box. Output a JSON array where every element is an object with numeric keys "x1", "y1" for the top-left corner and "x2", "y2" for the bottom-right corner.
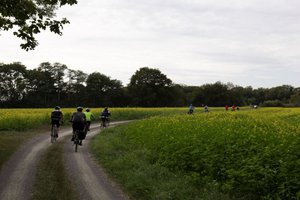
[
  {"x1": 100, "y1": 107, "x2": 111, "y2": 127},
  {"x1": 232, "y1": 105, "x2": 236, "y2": 111},
  {"x1": 50, "y1": 106, "x2": 63, "y2": 137},
  {"x1": 84, "y1": 108, "x2": 95, "y2": 131},
  {"x1": 204, "y1": 105, "x2": 209, "y2": 112},
  {"x1": 225, "y1": 105, "x2": 229, "y2": 111},
  {"x1": 188, "y1": 104, "x2": 194, "y2": 114},
  {"x1": 70, "y1": 106, "x2": 86, "y2": 145}
]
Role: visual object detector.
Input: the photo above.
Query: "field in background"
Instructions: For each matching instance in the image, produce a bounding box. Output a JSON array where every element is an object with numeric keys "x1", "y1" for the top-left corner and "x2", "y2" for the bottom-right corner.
[
  {"x1": 0, "y1": 107, "x2": 196, "y2": 131},
  {"x1": 92, "y1": 108, "x2": 300, "y2": 200},
  {"x1": 0, "y1": 107, "x2": 193, "y2": 169}
]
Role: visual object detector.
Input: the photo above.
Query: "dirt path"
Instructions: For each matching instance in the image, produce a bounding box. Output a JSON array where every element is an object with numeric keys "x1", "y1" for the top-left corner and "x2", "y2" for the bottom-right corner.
[
  {"x1": 64, "y1": 121, "x2": 130, "y2": 200},
  {"x1": 0, "y1": 127, "x2": 73, "y2": 200},
  {"x1": 0, "y1": 121, "x2": 130, "y2": 200}
]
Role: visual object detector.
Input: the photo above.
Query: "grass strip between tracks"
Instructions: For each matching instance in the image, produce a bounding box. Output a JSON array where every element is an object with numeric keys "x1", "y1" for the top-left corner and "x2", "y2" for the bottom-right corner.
[{"x1": 32, "y1": 141, "x2": 79, "y2": 200}]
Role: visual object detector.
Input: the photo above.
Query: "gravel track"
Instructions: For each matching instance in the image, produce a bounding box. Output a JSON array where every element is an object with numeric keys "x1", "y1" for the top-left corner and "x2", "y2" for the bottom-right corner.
[
  {"x1": 0, "y1": 121, "x2": 130, "y2": 200},
  {"x1": 63, "y1": 122, "x2": 130, "y2": 200}
]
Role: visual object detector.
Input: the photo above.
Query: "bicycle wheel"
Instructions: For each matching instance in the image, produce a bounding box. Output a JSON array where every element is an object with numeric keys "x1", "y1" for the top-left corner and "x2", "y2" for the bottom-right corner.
[
  {"x1": 100, "y1": 119, "x2": 105, "y2": 129},
  {"x1": 53, "y1": 125, "x2": 58, "y2": 142},
  {"x1": 51, "y1": 125, "x2": 57, "y2": 143},
  {"x1": 74, "y1": 131, "x2": 79, "y2": 152}
]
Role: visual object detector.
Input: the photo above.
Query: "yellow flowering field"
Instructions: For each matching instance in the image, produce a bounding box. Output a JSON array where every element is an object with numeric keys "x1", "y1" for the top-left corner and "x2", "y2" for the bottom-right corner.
[
  {"x1": 0, "y1": 107, "x2": 188, "y2": 131},
  {"x1": 92, "y1": 107, "x2": 300, "y2": 199}
]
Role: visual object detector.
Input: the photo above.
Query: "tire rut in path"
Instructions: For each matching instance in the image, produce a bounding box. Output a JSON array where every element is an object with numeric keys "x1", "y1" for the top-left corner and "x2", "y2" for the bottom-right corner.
[
  {"x1": 63, "y1": 122, "x2": 130, "y2": 200},
  {"x1": 0, "y1": 128, "x2": 73, "y2": 200}
]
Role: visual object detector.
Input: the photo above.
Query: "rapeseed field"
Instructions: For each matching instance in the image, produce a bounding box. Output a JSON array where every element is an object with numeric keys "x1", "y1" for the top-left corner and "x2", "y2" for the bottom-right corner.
[{"x1": 92, "y1": 107, "x2": 300, "y2": 200}]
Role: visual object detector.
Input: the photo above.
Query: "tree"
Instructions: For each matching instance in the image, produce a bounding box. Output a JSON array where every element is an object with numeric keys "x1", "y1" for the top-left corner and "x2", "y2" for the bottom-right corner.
[
  {"x1": 65, "y1": 69, "x2": 87, "y2": 105},
  {"x1": 0, "y1": 62, "x2": 28, "y2": 103},
  {"x1": 24, "y1": 62, "x2": 68, "y2": 106},
  {"x1": 128, "y1": 67, "x2": 173, "y2": 106},
  {"x1": 194, "y1": 82, "x2": 229, "y2": 106},
  {"x1": 290, "y1": 90, "x2": 300, "y2": 106},
  {"x1": 265, "y1": 85, "x2": 294, "y2": 103},
  {"x1": 0, "y1": 0, "x2": 77, "y2": 50},
  {"x1": 86, "y1": 72, "x2": 123, "y2": 107}
]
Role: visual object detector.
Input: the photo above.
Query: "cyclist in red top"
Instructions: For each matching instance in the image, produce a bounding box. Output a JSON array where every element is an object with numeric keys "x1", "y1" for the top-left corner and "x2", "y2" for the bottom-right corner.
[
  {"x1": 225, "y1": 105, "x2": 229, "y2": 111},
  {"x1": 231, "y1": 105, "x2": 236, "y2": 111}
]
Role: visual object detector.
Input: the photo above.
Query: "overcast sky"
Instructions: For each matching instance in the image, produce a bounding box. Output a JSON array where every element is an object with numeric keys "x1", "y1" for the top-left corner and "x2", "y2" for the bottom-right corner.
[{"x1": 1, "y1": 0, "x2": 300, "y2": 88}]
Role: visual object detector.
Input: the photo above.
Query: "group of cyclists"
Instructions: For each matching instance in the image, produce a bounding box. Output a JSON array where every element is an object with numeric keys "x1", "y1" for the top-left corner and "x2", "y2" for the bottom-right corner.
[
  {"x1": 188, "y1": 104, "x2": 241, "y2": 114},
  {"x1": 50, "y1": 106, "x2": 111, "y2": 146},
  {"x1": 188, "y1": 104, "x2": 209, "y2": 114}
]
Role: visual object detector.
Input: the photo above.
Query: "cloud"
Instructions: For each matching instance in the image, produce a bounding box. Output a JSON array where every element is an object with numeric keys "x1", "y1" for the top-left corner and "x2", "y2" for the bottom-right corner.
[{"x1": 1, "y1": 0, "x2": 300, "y2": 88}]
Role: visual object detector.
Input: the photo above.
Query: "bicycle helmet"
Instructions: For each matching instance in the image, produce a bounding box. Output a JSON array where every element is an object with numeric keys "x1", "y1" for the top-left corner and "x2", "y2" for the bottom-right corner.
[
  {"x1": 55, "y1": 106, "x2": 60, "y2": 110},
  {"x1": 77, "y1": 106, "x2": 83, "y2": 111},
  {"x1": 86, "y1": 108, "x2": 90, "y2": 112}
]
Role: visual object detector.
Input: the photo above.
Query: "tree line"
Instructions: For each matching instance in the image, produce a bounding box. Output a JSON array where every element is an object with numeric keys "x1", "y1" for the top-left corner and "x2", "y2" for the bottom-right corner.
[{"x1": 1, "y1": 62, "x2": 300, "y2": 108}]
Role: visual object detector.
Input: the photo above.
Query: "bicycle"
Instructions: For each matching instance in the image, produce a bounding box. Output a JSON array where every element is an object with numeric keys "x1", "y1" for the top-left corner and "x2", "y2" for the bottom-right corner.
[
  {"x1": 73, "y1": 130, "x2": 80, "y2": 152},
  {"x1": 51, "y1": 124, "x2": 58, "y2": 143},
  {"x1": 100, "y1": 116, "x2": 109, "y2": 128},
  {"x1": 187, "y1": 110, "x2": 194, "y2": 114}
]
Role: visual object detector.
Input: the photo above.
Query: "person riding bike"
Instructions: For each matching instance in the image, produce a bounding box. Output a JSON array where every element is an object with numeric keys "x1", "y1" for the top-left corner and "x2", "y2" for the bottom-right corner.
[
  {"x1": 100, "y1": 107, "x2": 111, "y2": 127},
  {"x1": 204, "y1": 105, "x2": 209, "y2": 112},
  {"x1": 70, "y1": 106, "x2": 86, "y2": 145},
  {"x1": 50, "y1": 106, "x2": 63, "y2": 137},
  {"x1": 188, "y1": 104, "x2": 194, "y2": 114},
  {"x1": 84, "y1": 108, "x2": 95, "y2": 131}
]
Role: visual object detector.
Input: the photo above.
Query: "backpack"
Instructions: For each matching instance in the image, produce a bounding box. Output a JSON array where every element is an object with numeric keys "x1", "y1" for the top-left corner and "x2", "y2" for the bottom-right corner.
[
  {"x1": 78, "y1": 130, "x2": 86, "y2": 140},
  {"x1": 72, "y1": 112, "x2": 85, "y2": 123},
  {"x1": 51, "y1": 110, "x2": 62, "y2": 121}
]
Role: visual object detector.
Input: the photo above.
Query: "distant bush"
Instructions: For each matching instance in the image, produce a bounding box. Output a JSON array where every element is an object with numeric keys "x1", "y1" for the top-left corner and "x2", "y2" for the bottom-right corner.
[{"x1": 262, "y1": 100, "x2": 284, "y2": 107}]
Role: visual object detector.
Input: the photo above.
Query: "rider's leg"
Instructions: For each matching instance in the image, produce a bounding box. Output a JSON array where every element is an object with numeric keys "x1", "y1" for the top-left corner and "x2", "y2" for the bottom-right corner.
[
  {"x1": 87, "y1": 121, "x2": 91, "y2": 131},
  {"x1": 79, "y1": 122, "x2": 85, "y2": 145},
  {"x1": 56, "y1": 121, "x2": 60, "y2": 137}
]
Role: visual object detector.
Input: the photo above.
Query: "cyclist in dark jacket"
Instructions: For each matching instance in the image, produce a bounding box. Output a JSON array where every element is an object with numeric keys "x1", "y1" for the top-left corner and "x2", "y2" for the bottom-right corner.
[
  {"x1": 70, "y1": 106, "x2": 86, "y2": 145},
  {"x1": 100, "y1": 107, "x2": 111, "y2": 127},
  {"x1": 51, "y1": 106, "x2": 63, "y2": 137}
]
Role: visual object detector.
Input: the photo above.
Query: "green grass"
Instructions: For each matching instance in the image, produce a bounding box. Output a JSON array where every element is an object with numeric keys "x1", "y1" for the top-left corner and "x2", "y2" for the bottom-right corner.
[
  {"x1": 32, "y1": 141, "x2": 79, "y2": 200},
  {"x1": 91, "y1": 124, "x2": 234, "y2": 200},
  {"x1": 0, "y1": 127, "x2": 48, "y2": 169},
  {"x1": 91, "y1": 108, "x2": 300, "y2": 200}
]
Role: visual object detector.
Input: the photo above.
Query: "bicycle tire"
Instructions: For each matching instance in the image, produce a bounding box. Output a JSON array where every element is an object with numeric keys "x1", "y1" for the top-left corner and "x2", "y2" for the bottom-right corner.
[
  {"x1": 51, "y1": 125, "x2": 57, "y2": 143},
  {"x1": 74, "y1": 131, "x2": 79, "y2": 152}
]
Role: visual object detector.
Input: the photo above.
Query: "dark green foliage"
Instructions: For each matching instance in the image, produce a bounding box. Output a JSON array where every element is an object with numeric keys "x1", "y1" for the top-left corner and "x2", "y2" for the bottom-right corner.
[
  {"x1": 127, "y1": 67, "x2": 175, "y2": 107},
  {"x1": 0, "y1": 62, "x2": 28, "y2": 102},
  {"x1": 0, "y1": 62, "x2": 299, "y2": 108},
  {"x1": 262, "y1": 100, "x2": 284, "y2": 107},
  {"x1": 0, "y1": 0, "x2": 77, "y2": 50},
  {"x1": 86, "y1": 72, "x2": 123, "y2": 106}
]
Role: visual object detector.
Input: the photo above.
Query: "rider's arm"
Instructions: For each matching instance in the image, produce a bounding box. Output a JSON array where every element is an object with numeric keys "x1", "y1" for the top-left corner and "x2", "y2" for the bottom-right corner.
[
  {"x1": 50, "y1": 111, "x2": 54, "y2": 119},
  {"x1": 70, "y1": 114, "x2": 74, "y2": 123}
]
